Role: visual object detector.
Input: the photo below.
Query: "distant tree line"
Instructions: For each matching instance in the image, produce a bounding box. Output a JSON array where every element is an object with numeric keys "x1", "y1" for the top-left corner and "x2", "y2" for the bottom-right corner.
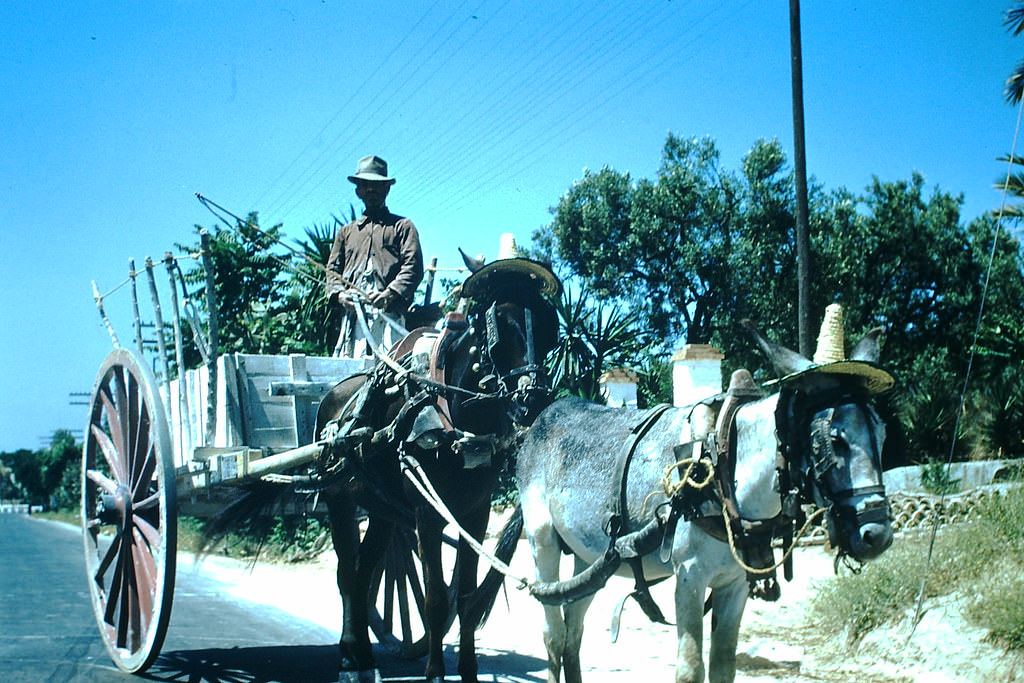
[{"x1": 1, "y1": 430, "x2": 80, "y2": 510}]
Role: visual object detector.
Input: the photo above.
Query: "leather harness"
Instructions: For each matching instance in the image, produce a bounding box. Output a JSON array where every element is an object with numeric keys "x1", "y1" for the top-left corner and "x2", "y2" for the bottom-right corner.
[{"x1": 605, "y1": 369, "x2": 790, "y2": 626}]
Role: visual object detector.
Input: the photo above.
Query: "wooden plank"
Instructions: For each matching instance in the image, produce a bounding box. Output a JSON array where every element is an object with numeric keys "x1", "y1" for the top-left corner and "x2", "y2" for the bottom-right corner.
[
  {"x1": 217, "y1": 355, "x2": 244, "y2": 448},
  {"x1": 289, "y1": 354, "x2": 312, "y2": 447}
]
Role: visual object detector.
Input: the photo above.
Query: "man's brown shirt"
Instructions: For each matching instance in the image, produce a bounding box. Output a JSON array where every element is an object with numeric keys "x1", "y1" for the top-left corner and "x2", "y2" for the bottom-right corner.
[{"x1": 325, "y1": 207, "x2": 423, "y2": 313}]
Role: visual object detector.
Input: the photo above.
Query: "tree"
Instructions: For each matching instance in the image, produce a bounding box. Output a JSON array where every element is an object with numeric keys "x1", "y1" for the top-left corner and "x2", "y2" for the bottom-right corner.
[
  {"x1": 0, "y1": 432, "x2": 81, "y2": 509},
  {"x1": 176, "y1": 213, "x2": 296, "y2": 367},
  {"x1": 540, "y1": 134, "x2": 742, "y2": 347},
  {"x1": 545, "y1": 284, "x2": 649, "y2": 401},
  {"x1": 1003, "y1": 3, "x2": 1024, "y2": 105},
  {"x1": 0, "y1": 449, "x2": 43, "y2": 505},
  {"x1": 37, "y1": 430, "x2": 80, "y2": 509},
  {"x1": 280, "y1": 222, "x2": 344, "y2": 355},
  {"x1": 539, "y1": 133, "x2": 1024, "y2": 463},
  {"x1": 995, "y1": 8, "x2": 1024, "y2": 217}
]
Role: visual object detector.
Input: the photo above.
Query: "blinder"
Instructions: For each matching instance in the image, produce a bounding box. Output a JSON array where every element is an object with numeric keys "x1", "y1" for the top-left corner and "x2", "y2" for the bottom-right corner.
[
  {"x1": 780, "y1": 387, "x2": 890, "y2": 551},
  {"x1": 472, "y1": 299, "x2": 554, "y2": 426}
]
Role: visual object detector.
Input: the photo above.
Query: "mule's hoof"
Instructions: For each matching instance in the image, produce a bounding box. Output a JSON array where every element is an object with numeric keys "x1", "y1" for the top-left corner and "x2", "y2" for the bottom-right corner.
[{"x1": 337, "y1": 670, "x2": 382, "y2": 683}]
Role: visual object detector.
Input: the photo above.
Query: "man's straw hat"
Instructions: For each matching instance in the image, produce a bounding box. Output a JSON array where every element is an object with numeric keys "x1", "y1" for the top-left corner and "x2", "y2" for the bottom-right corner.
[{"x1": 783, "y1": 304, "x2": 895, "y2": 395}]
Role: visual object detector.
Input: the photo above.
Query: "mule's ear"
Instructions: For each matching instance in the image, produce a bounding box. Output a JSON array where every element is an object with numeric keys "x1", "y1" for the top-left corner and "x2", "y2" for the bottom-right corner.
[
  {"x1": 741, "y1": 319, "x2": 814, "y2": 377},
  {"x1": 850, "y1": 326, "x2": 885, "y2": 363},
  {"x1": 459, "y1": 247, "x2": 486, "y2": 273}
]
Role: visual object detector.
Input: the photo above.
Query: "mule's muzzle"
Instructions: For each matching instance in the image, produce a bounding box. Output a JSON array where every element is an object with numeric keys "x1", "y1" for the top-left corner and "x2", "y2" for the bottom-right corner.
[{"x1": 829, "y1": 494, "x2": 893, "y2": 562}]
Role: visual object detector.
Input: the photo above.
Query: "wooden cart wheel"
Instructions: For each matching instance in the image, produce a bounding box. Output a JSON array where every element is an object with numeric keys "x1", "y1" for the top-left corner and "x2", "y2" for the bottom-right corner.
[
  {"x1": 367, "y1": 526, "x2": 459, "y2": 659},
  {"x1": 81, "y1": 348, "x2": 177, "y2": 674}
]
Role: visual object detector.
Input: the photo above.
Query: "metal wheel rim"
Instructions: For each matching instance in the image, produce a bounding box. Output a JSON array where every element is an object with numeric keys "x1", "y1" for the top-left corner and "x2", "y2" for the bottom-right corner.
[{"x1": 81, "y1": 348, "x2": 177, "y2": 673}]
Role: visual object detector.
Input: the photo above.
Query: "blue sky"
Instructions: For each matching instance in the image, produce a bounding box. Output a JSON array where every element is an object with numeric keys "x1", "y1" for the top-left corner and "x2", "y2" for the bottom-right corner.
[{"x1": 1, "y1": 1, "x2": 1021, "y2": 452}]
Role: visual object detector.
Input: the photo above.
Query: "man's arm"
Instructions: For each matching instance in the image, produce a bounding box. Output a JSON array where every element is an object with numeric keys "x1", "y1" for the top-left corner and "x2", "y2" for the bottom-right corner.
[
  {"x1": 325, "y1": 226, "x2": 348, "y2": 305},
  {"x1": 382, "y1": 218, "x2": 424, "y2": 307}
]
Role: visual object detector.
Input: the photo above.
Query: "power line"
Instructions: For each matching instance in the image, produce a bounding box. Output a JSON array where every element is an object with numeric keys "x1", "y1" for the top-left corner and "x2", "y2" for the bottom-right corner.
[
  {"x1": 250, "y1": 1, "x2": 760, "y2": 246},
  {"x1": 418, "y1": 1, "x2": 754, "y2": 221},
  {"x1": 261, "y1": 0, "x2": 485, "y2": 220},
  {"x1": 252, "y1": 0, "x2": 448, "y2": 214}
]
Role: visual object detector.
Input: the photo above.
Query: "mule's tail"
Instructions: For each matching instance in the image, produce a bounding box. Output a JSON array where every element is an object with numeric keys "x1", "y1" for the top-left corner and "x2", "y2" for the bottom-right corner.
[
  {"x1": 197, "y1": 479, "x2": 291, "y2": 557},
  {"x1": 464, "y1": 505, "x2": 523, "y2": 630}
]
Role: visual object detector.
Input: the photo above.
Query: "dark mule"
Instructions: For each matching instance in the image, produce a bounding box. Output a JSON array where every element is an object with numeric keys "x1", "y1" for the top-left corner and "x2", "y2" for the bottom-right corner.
[
  {"x1": 317, "y1": 256, "x2": 560, "y2": 683},
  {"x1": 494, "y1": 309, "x2": 895, "y2": 683}
]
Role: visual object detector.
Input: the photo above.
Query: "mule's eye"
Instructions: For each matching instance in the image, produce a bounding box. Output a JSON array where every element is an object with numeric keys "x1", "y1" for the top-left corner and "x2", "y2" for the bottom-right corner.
[{"x1": 830, "y1": 427, "x2": 845, "y2": 446}]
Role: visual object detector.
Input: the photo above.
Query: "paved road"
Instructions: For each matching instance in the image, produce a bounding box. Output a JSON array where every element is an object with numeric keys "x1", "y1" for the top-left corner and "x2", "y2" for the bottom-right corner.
[{"x1": 0, "y1": 513, "x2": 342, "y2": 683}]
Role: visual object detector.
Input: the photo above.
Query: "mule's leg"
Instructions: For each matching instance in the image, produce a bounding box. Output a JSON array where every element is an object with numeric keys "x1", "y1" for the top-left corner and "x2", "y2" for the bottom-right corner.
[
  {"x1": 416, "y1": 505, "x2": 449, "y2": 683},
  {"x1": 673, "y1": 574, "x2": 708, "y2": 683},
  {"x1": 707, "y1": 579, "x2": 747, "y2": 683},
  {"x1": 559, "y1": 555, "x2": 596, "y2": 683},
  {"x1": 327, "y1": 491, "x2": 383, "y2": 683},
  {"x1": 526, "y1": 520, "x2": 569, "y2": 683},
  {"x1": 454, "y1": 503, "x2": 490, "y2": 683}
]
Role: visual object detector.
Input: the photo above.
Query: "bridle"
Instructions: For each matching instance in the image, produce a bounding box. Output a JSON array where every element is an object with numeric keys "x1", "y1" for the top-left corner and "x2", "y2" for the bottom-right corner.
[
  {"x1": 457, "y1": 293, "x2": 555, "y2": 427},
  {"x1": 776, "y1": 386, "x2": 890, "y2": 552}
]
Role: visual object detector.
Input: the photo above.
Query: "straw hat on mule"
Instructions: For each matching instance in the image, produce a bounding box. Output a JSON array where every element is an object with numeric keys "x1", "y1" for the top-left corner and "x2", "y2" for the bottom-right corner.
[
  {"x1": 783, "y1": 304, "x2": 895, "y2": 395},
  {"x1": 460, "y1": 233, "x2": 562, "y2": 299}
]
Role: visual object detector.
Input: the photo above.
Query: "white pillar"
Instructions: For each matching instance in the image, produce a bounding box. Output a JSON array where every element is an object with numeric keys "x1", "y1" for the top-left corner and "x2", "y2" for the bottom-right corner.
[
  {"x1": 599, "y1": 368, "x2": 638, "y2": 407},
  {"x1": 671, "y1": 344, "x2": 723, "y2": 407}
]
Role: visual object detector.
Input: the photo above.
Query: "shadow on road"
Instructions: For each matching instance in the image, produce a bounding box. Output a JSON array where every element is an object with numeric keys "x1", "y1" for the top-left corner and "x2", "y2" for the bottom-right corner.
[{"x1": 142, "y1": 643, "x2": 546, "y2": 683}]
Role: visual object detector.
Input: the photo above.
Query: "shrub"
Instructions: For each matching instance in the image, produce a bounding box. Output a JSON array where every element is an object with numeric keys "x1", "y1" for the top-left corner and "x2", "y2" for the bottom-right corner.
[
  {"x1": 920, "y1": 459, "x2": 961, "y2": 495},
  {"x1": 810, "y1": 486, "x2": 1024, "y2": 653}
]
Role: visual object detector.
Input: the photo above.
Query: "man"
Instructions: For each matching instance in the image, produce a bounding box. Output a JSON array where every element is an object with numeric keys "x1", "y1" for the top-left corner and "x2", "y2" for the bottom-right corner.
[{"x1": 326, "y1": 155, "x2": 424, "y2": 357}]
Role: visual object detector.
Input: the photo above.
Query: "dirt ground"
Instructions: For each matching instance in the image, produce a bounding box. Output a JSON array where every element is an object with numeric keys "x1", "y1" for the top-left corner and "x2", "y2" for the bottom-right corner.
[{"x1": 189, "y1": 517, "x2": 1022, "y2": 683}]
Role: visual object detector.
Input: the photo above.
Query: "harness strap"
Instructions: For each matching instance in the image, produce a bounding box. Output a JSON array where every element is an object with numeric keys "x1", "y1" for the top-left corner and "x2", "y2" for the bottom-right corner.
[
  {"x1": 608, "y1": 403, "x2": 673, "y2": 624},
  {"x1": 709, "y1": 369, "x2": 790, "y2": 601},
  {"x1": 429, "y1": 312, "x2": 468, "y2": 432},
  {"x1": 611, "y1": 403, "x2": 673, "y2": 537},
  {"x1": 714, "y1": 369, "x2": 762, "y2": 522}
]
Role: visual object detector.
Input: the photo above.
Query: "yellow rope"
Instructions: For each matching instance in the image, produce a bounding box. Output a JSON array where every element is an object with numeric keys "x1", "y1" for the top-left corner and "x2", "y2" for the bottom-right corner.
[
  {"x1": 650, "y1": 452, "x2": 828, "y2": 576},
  {"x1": 719, "y1": 491, "x2": 827, "y2": 576}
]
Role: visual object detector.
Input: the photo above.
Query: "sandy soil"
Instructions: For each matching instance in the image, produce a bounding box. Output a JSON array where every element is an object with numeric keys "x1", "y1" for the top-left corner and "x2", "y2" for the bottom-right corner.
[{"x1": 185, "y1": 518, "x2": 1022, "y2": 683}]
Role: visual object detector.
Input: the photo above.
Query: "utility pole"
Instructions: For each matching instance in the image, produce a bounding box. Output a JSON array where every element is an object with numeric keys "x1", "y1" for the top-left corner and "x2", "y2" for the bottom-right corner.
[{"x1": 790, "y1": 0, "x2": 813, "y2": 357}]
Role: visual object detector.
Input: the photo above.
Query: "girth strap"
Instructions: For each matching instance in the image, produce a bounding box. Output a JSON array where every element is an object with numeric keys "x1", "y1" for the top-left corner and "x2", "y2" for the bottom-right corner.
[
  {"x1": 607, "y1": 403, "x2": 673, "y2": 625},
  {"x1": 611, "y1": 403, "x2": 673, "y2": 538}
]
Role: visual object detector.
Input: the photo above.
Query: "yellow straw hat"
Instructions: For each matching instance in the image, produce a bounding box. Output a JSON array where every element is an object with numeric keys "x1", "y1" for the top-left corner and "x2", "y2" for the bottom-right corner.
[
  {"x1": 461, "y1": 234, "x2": 562, "y2": 299},
  {"x1": 782, "y1": 304, "x2": 895, "y2": 395}
]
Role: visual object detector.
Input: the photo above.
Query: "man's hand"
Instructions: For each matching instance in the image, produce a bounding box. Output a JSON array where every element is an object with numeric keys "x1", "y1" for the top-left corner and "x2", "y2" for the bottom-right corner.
[
  {"x1": 367, "y1": 289, "x2": 393, "y2": 310},
  {"x1": 335, "y1": 289, "x2": 362, "y2": 311}
]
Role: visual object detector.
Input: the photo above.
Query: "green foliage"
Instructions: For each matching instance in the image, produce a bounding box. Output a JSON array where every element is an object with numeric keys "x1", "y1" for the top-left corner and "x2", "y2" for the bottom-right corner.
[
  {"x1": 278, "y1": 222, "x2": 342, "y2": 354},
  {"x1": 174, "y1": 213, "x2": 344, "y2": 365},
  {"x1": 546, "y1": 283, "x2": 650, "y2": 401},
  {"x1": 920, "y1": 459, "x2": 961, "y2": 495},
  {"x1": 811, "y1": 487, "x2": 1024, "y2": 653},
  {"x1": 180, "y1": 514, "x2": 331, "y2": 562},
  {"x1": 635, "y1": 353, "x2": 674, "y2": 407},
  {"x1": 810, "y1": 539, "x2": 926, "y2": 645},
  {"x1": 0, "y1": 431, "x2": 80, "y2": 509},
  {"x1": 0, "y1": 449, "x2": 41, "y2": 503},
  {"x1": 967, "y1": 362, "x2": 1024, "y2": 460},
  {"x1": 0, "y1": 462, "x2": 20, "y2": 500}
]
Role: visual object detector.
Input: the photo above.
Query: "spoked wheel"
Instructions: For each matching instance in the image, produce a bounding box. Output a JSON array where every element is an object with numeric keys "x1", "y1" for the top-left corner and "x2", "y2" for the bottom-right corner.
[
  {"x1": 367, "y1": 525, "x2": 459, "y2": 659},
  {"x1": 81, "y1": 348, "x2": 177, "y2": 673}
]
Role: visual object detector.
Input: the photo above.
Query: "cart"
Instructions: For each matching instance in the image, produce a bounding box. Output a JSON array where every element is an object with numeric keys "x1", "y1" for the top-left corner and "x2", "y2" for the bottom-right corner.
[{"x1": 82, "y1": 233, "x2": 456, "y2": 673}]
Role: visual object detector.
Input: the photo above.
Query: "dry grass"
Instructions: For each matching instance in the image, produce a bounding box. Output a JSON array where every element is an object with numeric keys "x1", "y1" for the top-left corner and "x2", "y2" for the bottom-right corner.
[{"x1": 810, "y1": 485, "x2": 1024, "y2": 654}]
